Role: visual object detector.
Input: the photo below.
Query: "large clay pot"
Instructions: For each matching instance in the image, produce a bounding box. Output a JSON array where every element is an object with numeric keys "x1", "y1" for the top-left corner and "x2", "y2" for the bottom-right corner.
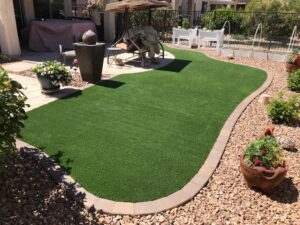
[
  {"x1": 240, "y1": 154, "x2": 288, "y2": 192},
  {"x1": 36, "y1": 74, "x2": 60, "y2": 94},
  {"x1": 73, "y1": 42, "x2": 105, "y2": 83},
  {"x1": 286, "y1": 62, "x2": 299, "y2": 72},
  {"x1": 295, "y1": 54, "x2": 300, "y2": 67}
]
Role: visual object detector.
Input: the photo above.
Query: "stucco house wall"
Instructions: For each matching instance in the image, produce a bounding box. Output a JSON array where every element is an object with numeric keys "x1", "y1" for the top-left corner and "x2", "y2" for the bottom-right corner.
[
  {"x1": 0, "y1": 0, "x2": 115, "y2": 57},
  {"x1": 0, "y1": 0, "x2": 21, "y2": 56}
]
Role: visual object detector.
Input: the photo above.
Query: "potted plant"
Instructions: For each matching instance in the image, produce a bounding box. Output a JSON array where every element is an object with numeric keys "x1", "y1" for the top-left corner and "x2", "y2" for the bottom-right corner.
[
  {"x1": 240, "y1": 128, "x2": 288, "y2": 192},
  {"x1": 32, "y1": 61, "x2": 72, "y2": 94},
  {"x1": 286, "y1": 48, "x2": 300, "y2": 72}
]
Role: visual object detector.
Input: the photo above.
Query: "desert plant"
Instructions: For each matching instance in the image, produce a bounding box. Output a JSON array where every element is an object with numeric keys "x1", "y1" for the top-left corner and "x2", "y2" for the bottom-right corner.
[
  {"x1": 0, "y1": 66, "x2": 27, "y2": 169},
  {"x1": 181, "y1": 18, "x2": 190, "y2": 29},
  {"x1": 267, "y1": 92, "x2": 300, "y2": 124},
  {"x1": 32, "y1": 61, "x2": 72, "y2": 86},
  {"x1": 245, "y1": 136, "x2": 284, "y2": 169},
  {"x1": 288, "y1": 69, "x2": 300, "y2": 91}
]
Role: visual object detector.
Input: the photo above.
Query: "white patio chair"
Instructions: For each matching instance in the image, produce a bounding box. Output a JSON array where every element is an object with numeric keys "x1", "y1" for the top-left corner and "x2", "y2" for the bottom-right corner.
[{"x1": 198, "y1": 29, "x2": 224, "y2": 50}]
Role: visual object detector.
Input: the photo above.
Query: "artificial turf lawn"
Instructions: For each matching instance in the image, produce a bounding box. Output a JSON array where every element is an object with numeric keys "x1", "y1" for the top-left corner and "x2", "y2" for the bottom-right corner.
[{"x1": 20, "y1": 47, "x2": 267, "y2": 202}]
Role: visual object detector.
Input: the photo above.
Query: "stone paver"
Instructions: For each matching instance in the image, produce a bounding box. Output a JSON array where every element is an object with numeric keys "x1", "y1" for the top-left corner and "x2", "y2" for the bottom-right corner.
[
  {"x1": 8, "y1": 73, "x2": 82, "y2": 111},
  {"x1": 2, "y1": 61, "x2": 37, "y2": 73}
]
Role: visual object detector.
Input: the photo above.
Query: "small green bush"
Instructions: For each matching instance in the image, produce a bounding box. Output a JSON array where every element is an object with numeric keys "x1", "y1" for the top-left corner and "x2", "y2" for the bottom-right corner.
[
  {"x1": 181, "y1": 18, "x2": 190, "y2": 29},
  {"x1": 0, "y1": 66, "x2": 27, "y2": 167},
  {"x1": 0, "y1": 54, "x2": 12, "y2": 64},
  {"x1": 245, "y1": 136, "x2": 284, "y2": 169},
  {"x1": 288, "y1": 69, "x2": 300, "y2": 91},
  {"x1": 267, "y1": 93, "x2": 299, "y2": 124}
]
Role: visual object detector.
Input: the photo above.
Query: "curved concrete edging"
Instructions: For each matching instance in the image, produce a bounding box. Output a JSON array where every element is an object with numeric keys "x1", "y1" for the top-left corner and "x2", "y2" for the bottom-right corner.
[{"x1": 16, "y1": 48, "x2": 273, "y2": 215}]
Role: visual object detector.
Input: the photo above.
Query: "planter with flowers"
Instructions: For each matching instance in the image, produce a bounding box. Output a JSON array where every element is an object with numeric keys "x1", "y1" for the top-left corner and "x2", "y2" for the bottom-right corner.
[
  {"x1": 240, "y1": 129, "x2": 288, "y2": 192},
  {"x1": 286, "y1": 48, "x2": 300, "y2": 72},
  {"x1": 32, "y1": 61, "x2": 72, "y2": 94}
]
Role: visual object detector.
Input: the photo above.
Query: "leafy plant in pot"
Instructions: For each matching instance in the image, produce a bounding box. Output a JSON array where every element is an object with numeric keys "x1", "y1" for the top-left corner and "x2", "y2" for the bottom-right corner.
[
  {"x1": 240, "y1": 128, "x2": 288, "y2": 192},
  {"x1": 286, "y1": 48, "x2": 300, "y2": 72},
  {"x1": 32, "y1": 61, "x2": 72, "y2": 94}
]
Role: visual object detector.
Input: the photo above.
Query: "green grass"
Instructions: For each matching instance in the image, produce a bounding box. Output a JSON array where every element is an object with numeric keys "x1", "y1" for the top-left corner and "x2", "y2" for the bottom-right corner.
[{"x1": 20, "y1": 47, "x2": 267, "y2": 202}]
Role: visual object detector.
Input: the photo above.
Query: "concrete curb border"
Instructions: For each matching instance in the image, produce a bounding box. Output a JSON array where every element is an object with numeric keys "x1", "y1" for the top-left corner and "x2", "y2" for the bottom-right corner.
[{"x1": 16, "y1": 49, "x2": 273, "y2": 215}]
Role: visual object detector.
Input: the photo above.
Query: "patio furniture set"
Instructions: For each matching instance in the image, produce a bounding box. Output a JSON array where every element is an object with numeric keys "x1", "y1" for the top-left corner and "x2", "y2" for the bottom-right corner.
[{"x1": 172, "y1": 27, "x2": 225, "y2": 50}]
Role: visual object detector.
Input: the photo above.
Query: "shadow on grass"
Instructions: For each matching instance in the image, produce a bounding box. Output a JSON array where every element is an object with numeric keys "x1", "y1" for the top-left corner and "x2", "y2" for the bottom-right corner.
[
  {"x1": 157, "y1": 59, "x2": 191, "y2": 73},
  {"x1": 59, "y1": 89, "x2": 82, "y2": 100},
  {"x1": 95, "y1": 80, "x2": 125, "y2": 89}
]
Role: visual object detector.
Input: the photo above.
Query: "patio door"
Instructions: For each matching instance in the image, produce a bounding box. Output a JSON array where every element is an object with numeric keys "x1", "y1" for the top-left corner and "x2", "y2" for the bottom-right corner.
[
  {"x1": 13, "y1": 0, "x2": 25, "y2": 32},
  {"x1": 13, "y1": 0, "x2": 26, "y2": 46}
]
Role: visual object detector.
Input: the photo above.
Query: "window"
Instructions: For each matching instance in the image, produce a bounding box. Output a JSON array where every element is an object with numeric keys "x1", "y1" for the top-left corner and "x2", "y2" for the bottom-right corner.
[{"x1": 33, "y1": 0, "x2": 64, "y2": 19}]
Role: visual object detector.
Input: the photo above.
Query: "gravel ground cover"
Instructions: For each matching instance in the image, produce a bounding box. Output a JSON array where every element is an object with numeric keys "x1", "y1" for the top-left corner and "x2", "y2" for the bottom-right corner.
[{"x1": 1, "y1": 48, "x2": 299, "y2": 224}]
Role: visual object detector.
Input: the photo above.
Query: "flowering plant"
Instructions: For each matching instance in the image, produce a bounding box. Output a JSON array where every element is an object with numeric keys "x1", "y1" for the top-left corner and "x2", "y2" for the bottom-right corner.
[
  {"x1": 86, "y1": 0, "x2": 105, "y2": 11},
  {"x1": 32, "y1": 61, "x2": 72, "y2": 86},
  {"x1": 0, "y1": 66, "x2": 27, "y2": 165},
  {"x1": 244, "y1": 136, "x2": 285, "y2": 169}
]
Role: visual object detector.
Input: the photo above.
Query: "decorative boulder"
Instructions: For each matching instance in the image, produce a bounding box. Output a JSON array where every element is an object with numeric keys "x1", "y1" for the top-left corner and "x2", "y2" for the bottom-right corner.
[
  {"x1": 82, "y1": 30, "x2": 97, "y2": 45},
  {"x1": 258, "y1": 94, "x2": 272, "y2": 105},
  {"x1": 276, "y1": 136, "x2": 295, "y2": 151}
]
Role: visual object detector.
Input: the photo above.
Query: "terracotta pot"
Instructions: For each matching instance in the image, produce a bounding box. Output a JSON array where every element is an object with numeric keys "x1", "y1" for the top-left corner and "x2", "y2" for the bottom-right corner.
[
  {"x1": 286, "y1": 62, "x2": 299, "y2": 72},
  {"x1": 296, "y1": 54, "x2": 300, "y2": 67},
  {"x1": 240, "y1": 154, "x2": 288, "y2": 192}
]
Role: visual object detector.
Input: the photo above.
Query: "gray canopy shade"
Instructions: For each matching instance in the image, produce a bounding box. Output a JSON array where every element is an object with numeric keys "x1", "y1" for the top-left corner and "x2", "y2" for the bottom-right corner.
[{"x1": 105, "y1": 0, "x2": 169, "y2": 12}]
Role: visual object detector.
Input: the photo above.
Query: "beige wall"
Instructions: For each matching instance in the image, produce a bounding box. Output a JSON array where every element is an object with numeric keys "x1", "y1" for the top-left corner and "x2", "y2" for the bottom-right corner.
[
  {"x1": 64, "y1": 0, "x2": 73, "y2": 17},
  {"x1": 0, "y1": 0, "x2": 21, "y2": 56},
  {"x1": 104, "y1": 0, "x2": 115, "y2": 43}
]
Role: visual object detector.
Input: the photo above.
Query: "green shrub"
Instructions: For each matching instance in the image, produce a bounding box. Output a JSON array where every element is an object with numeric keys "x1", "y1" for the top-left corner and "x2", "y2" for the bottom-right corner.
[
  {"x1": 202, "y1": 8, "x2": 244, "y2": 34},
  {"x1": 288, "y1": 69, "x2": 300, "y2": 91},
  {"x1": 243, "y1": 0, "x2": 295, "y2": 38},
  {"x1": 0, "y1": 54, "x2": 12, "y2": 64},
  {"x1": 267, "y1": 93, "x2": 299, "y2": 124},
  {"x1": 0, "y1": 66, "x2": 27, "y2": 167},
  {"x1": 245, "y1": 136, "x2": 284, "y2": 169},
  {"x1": 181, "y1": 18, "x2": 190, "y2": 29}
]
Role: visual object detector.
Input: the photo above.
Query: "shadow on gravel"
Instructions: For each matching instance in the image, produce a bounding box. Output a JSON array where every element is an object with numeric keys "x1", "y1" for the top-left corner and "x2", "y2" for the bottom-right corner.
[
  {"x1": 0, "y1": 147, "x2": 99, "y2": 225},
  {"x1": 266, "y1": 178, "x2": 299, "y2": 204}
]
